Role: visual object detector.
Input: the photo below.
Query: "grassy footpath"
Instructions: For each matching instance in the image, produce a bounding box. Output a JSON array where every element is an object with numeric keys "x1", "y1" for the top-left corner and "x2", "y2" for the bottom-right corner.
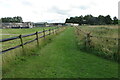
[{"x1": 3, "y1": 27, "x2": 118, "y2": 78}]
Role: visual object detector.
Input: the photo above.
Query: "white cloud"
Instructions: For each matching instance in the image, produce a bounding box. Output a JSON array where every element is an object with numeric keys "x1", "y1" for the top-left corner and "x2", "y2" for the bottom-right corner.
[{"x1": 0, "y1": 0, "x2": 119, "y2": 23}]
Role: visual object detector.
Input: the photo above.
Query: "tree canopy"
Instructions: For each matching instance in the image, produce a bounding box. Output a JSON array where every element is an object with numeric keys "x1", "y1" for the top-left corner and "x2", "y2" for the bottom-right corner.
[
  {"x1": 65, "y1": 15, "x2": 118, "y2": 25},
  {"x1": 1, "y1": 16, "x2": 23, "y2": 23}
]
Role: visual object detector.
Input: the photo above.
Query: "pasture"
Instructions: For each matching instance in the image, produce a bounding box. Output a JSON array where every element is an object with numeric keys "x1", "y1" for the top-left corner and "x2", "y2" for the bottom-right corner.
[
  {"x1": 2, "y1": 27, "x2": 56, "y2": 39},
  {"x1": 1, "y1": 25, "x2": 119, "y2": 78},
  {"x1": 79, "y1": 25, "x2": 118, "y2": 38},
  {"x1": 1, "y1": 27, "x2": 57, "y2": 51},
  {"x1": 3, "y1": 27, "x2": 119, "y2": 78}
]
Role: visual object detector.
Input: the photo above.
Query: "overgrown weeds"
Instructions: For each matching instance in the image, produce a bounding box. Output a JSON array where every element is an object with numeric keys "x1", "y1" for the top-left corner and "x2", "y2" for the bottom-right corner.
[{"x1": 75, "y1": 25, "x2": 119, "y2": 63}]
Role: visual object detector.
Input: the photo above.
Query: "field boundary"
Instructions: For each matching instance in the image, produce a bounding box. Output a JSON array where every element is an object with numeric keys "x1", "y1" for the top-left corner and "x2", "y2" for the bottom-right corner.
[
  {"x1": 75, "y1": 26, "x2": 120, "y2": 62},
  {"x1": 0, "y1": 27, "x2": 65, "y2": 54}
]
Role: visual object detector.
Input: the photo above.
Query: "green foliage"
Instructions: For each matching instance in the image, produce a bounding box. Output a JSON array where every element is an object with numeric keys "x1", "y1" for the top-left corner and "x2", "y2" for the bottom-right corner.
[
  {"x1": 104, "y1": 15, "x2": 112, "y2": 24},
  {"x1": 113, "y1": 17, "x2": 118, "y2": 24},
  {"x1": 1, "y1": 16, "x2": 23, "y2": 23},
  {"x1": 65, "y1": 15, "x2": 117, "y2": 25}
]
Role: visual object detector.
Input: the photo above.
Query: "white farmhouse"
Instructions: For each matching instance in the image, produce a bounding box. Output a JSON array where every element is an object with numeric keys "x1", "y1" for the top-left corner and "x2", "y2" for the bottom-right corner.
[
  {"x1": 2, "y1": 22, "x2": 35, "y2": 28},
  {"x1": 66, "y1": 23, "x2": 79, "y2": 26}
]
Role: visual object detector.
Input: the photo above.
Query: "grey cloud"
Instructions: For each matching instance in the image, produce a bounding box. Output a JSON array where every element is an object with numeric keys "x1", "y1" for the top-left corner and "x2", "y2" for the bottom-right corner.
[
  {"x1": 49, "y1": 6, "x2": 70, "y2": 15},
  {"x1": 79, "y1": 5, "x2": 89, "y2": 10},
  {"x1": 21, "y1": 0, "x2": 32, "y2": 6},
  {"x1": 32, "y1": 11, "x2": 39, "y2": 14},
  {"x1": 71, "y1": 5, "x2": 90, "y2": 10}
]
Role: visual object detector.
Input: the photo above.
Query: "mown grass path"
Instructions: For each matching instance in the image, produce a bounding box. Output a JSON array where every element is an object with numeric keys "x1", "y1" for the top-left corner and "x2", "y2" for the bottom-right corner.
[{"x1": 3, "y1": 27, "x2": 118, "y2": 78}]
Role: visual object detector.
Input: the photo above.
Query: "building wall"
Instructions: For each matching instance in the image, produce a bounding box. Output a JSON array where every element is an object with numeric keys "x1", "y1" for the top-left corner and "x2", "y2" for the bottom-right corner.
[
  {"x1": 2, "y1": 22, "x2": 34, "y2": 28},
  {"x1": 66, "y1": 23, "x2": 79, "y2": 26}
]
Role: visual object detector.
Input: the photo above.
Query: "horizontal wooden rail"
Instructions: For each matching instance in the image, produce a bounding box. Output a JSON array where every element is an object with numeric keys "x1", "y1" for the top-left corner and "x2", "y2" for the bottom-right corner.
[
  {"x1": 22, "y1": 33, "x2": 36, "y2": 38},
  {"x1": 0, "y1": 36, "x2": 19, "y2": 42},
  {"x1": 0, "y1": 27, "x2": 64, "y2": 54},
  {"x1": 1, "y1": 44, "x2": 21, "y2": 53},
  {"x1": 90, "y1": 35, "x2": 120, "y2": 40}
]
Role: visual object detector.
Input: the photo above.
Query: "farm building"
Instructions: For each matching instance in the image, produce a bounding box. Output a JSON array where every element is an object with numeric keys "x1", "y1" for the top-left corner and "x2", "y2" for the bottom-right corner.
[
  {"x1": 2, "y1": 22, "x2": 35, "y2": 29},
  {"x1": 34, "y1": 22, "x2": 48, "y2": 27},
  {"x1": 49, "y1": 23, "x2": 65, "y2": 26},
  {"x1": 65, "y1": 23, "x2": 79, "y2": 26}
]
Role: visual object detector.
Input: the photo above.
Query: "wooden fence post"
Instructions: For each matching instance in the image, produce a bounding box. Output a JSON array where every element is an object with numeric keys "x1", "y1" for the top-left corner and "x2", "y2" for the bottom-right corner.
[
  {"x1": 58, "y1": 27, "x2": 59, "y2": 32},
  {"x1": 43, "y1": 29, "x2": 45, "y2": 39},
  {"x1": 86, "y1": 33, "x2": 91, "y2": 49},
  {"x1": 55, "y1": 28, "x2": 57, "y2": 35},
  {"x1": 77, "y1": 28, "x2": 79, "y2": 35},
  {"x1": 84, "y1": 35, "x2": 87, "y2": 49},
  {"x1": 52, "y1": 29, "x2": 54, "y2": 34},
  {"x1": 49, "y1": 29, "x2": 51, "y2": 35},
  {"x1": 19, "y1": 35, "x2": 24, "y2": 49},
  {"x1": 36, "y1": 31, "x2": 39, "y2": 45}
]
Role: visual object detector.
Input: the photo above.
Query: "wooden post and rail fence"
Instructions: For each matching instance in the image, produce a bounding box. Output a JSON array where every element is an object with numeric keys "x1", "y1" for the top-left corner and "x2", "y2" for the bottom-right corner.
[
  {"x1": 75, "y1": 26, "x2": 119, "y2": 49},
  {"x1": 75, "y1": 26, "x2": 120, "y2": 62},
  {"x1": 0, "y1": 26, "x2": 65, "y2": 54}
]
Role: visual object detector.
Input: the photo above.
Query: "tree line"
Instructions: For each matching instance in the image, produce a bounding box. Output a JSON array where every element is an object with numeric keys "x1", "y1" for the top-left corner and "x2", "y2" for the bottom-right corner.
[
  {"x1": 1, "y1": 16, "x2": 23, "y2": 23},
  {"x1": 65, "y1": 15, "x2": 118, "y2": 25}
]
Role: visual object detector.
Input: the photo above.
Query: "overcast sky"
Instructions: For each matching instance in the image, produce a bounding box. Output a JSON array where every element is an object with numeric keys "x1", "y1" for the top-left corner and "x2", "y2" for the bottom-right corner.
[{"x1": 0, "y1": 0, "x2": 119, "y2": 23}]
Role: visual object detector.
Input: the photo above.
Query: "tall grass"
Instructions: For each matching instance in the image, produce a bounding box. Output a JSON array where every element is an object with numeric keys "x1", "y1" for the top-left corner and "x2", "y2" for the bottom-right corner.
[{"x1": 75, "y1": 25, "x2": 119, "y2": 62}]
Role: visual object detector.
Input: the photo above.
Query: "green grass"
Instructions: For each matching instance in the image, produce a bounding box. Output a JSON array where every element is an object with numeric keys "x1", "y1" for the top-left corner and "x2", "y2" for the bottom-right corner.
[
  {"x1": 2, "y1": 27, "x2": 66, "y2": 75},
  {"x1": 118, "y1": 20, "x2": 120, "y2": 24},
  {"x1": 1, "y1": 27, "x2": 56, "y2": 39},
  {"x1": 76, "y1": 25, "x2": 119, "y2": 62},
  {"x1": 3, "y1": 27, "x2": 118, "y2": 78},
  {"x1": 1, "y1": 27, "x2": 57, "y2": 51},
  {"x1": 79, "y1": 25, "x2": 118, "y2": 38}
]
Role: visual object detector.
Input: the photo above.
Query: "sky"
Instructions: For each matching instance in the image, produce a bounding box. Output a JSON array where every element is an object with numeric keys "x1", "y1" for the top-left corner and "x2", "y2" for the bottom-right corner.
[{"x1": 0, "y1": 0, "x2": 119, "y2": 23}]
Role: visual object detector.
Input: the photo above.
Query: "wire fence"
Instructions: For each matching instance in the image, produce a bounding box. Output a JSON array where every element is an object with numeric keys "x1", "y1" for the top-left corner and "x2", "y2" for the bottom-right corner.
[
  {"x1": 75, "y1": 26, "x2": 120, "y2": 62},
  {"x1": 0, "y1": 27, "x2": 65, "y2": 54}
]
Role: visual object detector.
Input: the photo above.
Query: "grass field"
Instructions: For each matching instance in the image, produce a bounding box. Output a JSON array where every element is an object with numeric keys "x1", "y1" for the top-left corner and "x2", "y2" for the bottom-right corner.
[
  {"x1": 1, "y1": 27, "x2": 57, "y2": 50},
  {"x1": 1, "y1": 27, "x2": 56, "y2": 39},
  {"x1": 3, "y1": 27, "x2": 118, "y2": 78},
  {"x1": 75, "y1": 25, "x2": 119, "y2": 62},
  {"x1": 79, "y1": 25, "x2": 118, "y2": 38}
]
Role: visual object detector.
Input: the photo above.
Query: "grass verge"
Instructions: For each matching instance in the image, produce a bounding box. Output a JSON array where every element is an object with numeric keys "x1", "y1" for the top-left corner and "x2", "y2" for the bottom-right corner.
[{"x1": 2, "y1": 27, "x2": 66, "y2": 74}]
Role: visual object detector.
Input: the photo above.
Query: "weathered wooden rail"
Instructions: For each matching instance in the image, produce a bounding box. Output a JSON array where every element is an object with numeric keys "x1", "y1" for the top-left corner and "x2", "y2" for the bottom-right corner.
[{"x1": 0, "y1": 27, "x2": 63, "y2": 54}]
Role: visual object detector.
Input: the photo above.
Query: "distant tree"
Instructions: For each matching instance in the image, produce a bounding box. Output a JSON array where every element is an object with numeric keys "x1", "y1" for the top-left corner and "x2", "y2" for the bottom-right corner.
[
  {"x1": 65, "y1": 16, "x2": 83, "y2": 25},
  {"x1": 65, "y1": 18, "x2": 69, "y2": 23},
  {"x1": 104, "y1": 15, "x2": 112, "y2": 24},
  {"x1": 78, "y1": 15, "x2": 84, "y2": 25},
  {"x1": 69, "y1": 17, "x2": 76, "y2": 23},
  {"x1": 89, "y1": 17, "x2": 99, "y2": 25},
  {"x1": 1, "y1": 16, "x2": 23, "y2": 23},
  {"x1": 65, "y1": 14, "x2": 113, "y2": 25},
  {"x1": 16, "y1": 16, "x2": 23, "y2": 23},
  {"x1": 98, "y1": 15, "x2": 106, "y2": 25},
  {"x1": 113, "y1": 16, "x2": 118, "y2": 25},
  {"x1": 83, "y1": 15, "x2": 93, "y2": 24}
]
